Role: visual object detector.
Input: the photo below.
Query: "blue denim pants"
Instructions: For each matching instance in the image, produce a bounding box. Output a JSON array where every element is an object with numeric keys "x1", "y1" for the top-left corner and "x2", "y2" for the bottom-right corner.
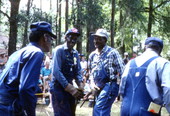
[
  {"x1": 51, "y1": 88, "x2": 76, "y2": 116},
  {"x1": 93, "y1": 82, "x2": 119, "y2": 116}
]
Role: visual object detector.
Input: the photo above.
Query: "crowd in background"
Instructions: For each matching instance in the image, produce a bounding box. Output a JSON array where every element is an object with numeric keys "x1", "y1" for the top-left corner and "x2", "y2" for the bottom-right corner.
[{"x1": 0, "y1": 50, "x2": 140, "y2": 106}]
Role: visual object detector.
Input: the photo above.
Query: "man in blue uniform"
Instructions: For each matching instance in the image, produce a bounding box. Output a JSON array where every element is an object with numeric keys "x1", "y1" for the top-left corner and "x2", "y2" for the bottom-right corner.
[
  {"x1": 51, "y1": 28, "x2": 84, "y2": 116},
  {"x1": 88, "y1": 29, "x2": 124, "y2": 116},
  {"x1": 0, "y1": 21, "x2": 56, "y2": 116},
  {"x1": 119, "y1": 37, "x2": 170, "y2": 116}
]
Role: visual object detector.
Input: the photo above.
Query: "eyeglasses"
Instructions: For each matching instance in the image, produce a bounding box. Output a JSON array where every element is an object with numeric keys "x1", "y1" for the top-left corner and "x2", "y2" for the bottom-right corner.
[{"x1": 67, "y1": 34, "x2": 79, "y2": 43}]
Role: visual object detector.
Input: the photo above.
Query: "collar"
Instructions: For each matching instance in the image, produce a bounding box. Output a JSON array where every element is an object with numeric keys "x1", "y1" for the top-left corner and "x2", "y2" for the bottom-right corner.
[
  {"x1": 28, "y1": 42, "x2": 42, "y2": 51},
  {"x1": 94, "y1": 45, "x2": 108, "y2": 55},
  {"x1": 28, "y1": 42, "x2": 41, "y2": 48},
  {"x1": 144, "y1": 48, "x2": 159, "y2": 56},
  {"x1": 63, "y1": 43, "x2": 68, "y2": 50},
  {"x1": 63, "y1": 43, "x2": 76, "y2": 54},
  {"x1": 135, "y1": 49, "x2": 158, "y2": 67}
]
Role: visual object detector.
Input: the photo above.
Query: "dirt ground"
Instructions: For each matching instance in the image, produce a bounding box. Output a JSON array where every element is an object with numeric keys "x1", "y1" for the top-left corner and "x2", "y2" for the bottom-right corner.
[{"x1": 36, "y1": 100, "x2": 169, "y2": 116}]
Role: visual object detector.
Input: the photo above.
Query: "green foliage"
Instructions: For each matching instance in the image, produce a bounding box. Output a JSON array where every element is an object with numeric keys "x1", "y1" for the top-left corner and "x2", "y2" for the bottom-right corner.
[
  {"x1": 71, "y1": 0, "x2": 109, "y2": 30},
  {"x1": 1, "y1": 0, "x2": 169, "y2": 58},
  {"x1": 154, "y1": 1, "x2": 170, "y2": 37},
  {"x1": 16, "y1": 7, "x2": 52, "y2": 45},
  {"x1": 30, "y1": 7, "x2": 52, "y2": 23},
  {"x1": 121, "y1": 0, "x2": 146, "y2": 22}
]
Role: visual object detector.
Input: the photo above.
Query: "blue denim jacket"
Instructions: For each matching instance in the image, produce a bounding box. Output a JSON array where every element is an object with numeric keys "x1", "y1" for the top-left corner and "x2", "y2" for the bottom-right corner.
[
  {"x1": 51, "y1": 43, "x2": 83, "y2": 89},
  {"x1": 0, "y1": 42, "x2": 44, "y2": 115}
]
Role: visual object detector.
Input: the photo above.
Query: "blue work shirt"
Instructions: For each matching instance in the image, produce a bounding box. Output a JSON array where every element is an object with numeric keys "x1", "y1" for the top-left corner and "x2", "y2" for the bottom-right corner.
[
  {"x1": 51, "y1": 43, "x2": 83, "y2": 89},
  {"x1": 0, "y1": 42, "x2": 44, "y2": 115}
]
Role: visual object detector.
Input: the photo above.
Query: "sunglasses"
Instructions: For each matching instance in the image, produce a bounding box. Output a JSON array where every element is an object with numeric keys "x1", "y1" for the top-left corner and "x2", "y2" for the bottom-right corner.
[{"x1": 67, "y1": 34, "x2": 79, "y2": 43}]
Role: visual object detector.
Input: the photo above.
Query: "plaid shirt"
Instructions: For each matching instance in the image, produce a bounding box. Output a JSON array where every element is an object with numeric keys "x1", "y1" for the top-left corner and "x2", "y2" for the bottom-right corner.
[{"x1": 88, "y1": 45, "x2": 124, "y2": 82}]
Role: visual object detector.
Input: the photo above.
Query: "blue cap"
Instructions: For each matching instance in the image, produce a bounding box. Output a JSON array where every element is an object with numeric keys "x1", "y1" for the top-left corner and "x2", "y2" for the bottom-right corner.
[
  {"x1": 30, "y1": 21, "x2": 56, "y2": 38},
  {"x1": 65, "y1": 28, "x2": 80, "y2": 36},
  {"x1": 145, "y1": 37, "x2": 163, "y2": 49}
]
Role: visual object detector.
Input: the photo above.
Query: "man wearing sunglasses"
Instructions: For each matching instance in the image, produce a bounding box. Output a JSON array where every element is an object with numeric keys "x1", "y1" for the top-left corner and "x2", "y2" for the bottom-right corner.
[
  {"x1": 51, "y1": 28, "x2": 84, "y2": 116},
  {"x1": 0, "y1": 21, "x2": 56, "y2": 116}
]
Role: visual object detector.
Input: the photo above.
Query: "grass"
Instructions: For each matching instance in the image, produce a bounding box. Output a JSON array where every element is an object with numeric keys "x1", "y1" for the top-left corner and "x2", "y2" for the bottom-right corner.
[{"x1": 36, "y1": 100, "x2": 169, "y2": 116}]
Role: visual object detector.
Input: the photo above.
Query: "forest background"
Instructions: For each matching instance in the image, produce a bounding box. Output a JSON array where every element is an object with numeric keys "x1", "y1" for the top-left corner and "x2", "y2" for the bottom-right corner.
[{"x1": 0, "y1": 0, "x2": 169, "y2": 59}]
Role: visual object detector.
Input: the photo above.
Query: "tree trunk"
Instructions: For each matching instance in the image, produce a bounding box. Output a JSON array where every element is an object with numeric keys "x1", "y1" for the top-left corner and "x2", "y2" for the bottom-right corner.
[
  {"x1": 76, "y1": 0, "x2": 82, "y2": 53},
  {"x1": 8, "y1": 0, "x2": 20, "y2": 56},
  {"x1": 65, "y1": 0, "x2": 68, "y2": 32},
  {"x1": 0, "y1": 0, "x2": 1, "y2": 32},
  {"x1": 86, "y1": 0, "x2": 90, "y2": 54},
  {"x1": 147, "y1": 0, "x2": 153, "y2": 37},
  {"x1": 110, "y1": 0, "x2": 116, "y2": 48},
  {"x1": 49, "y1": 0, "x2": 52, "y2": 24},
  {"x1": 58, "y1": 0, "x2": 61, "y2": 44},
  {"x1": 86, "y1": 26, "x2": 90, "y2": 54},
  {"x1": 119, "y1": 0, "x2": 125, "y2": 54},
  {"x1": 55, "y1": 0, "x2": 59, "y2": 45},
  {"x1": 72, "y1": 0, "x2": 76, "y2": 26},
  {"x1": 22, "y1": 0, "x2": 32, "y2": 47},
  {"x1": 40, "y1": 0, "x2": 42, "y2": 16},
  {"x1": 86, "y1": 0, "x2": 95, "y2": 55}
]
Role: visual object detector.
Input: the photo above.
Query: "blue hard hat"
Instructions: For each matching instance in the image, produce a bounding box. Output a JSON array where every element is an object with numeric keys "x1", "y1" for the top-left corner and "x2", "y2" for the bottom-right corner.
[
  {"x1": 65, "y1": 28, "x2": 80, "y2": 36},
  {"x1": 30, "y1": 21, "x2": 56, "y2": 38},
  {"x1": 145, "y1": 37, "x2": 163, "y2": 49}
]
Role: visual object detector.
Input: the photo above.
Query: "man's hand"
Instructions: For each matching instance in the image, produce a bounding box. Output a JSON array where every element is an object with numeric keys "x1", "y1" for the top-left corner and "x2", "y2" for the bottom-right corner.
[
  {"x1": 92, "y1": 85, "x2": 100, "y2": 96},
  {"x1": 65, "y1": 83, "x2": 84, "y2": 99},
  {"x1": 83, "y1": 84, "x2": 100, "y2": 100},
  {"x1": 83, "y1": 91, "x2": 92, "y2": 100},
  {"x1": 93, "y1": 85, "x2": 100, "y2": 91}
]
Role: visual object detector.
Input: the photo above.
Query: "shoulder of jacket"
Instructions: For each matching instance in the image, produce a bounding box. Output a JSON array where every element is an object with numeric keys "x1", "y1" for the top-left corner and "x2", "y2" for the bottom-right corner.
[
  {"x1": 53, "y1": 45, "x2": 64, "y2": 52},
  {"x1": 155, "y1": 57, "x2": 168, "y2": 64},
  {"x1": 149, "y1": 57, "x2": 169, "y2": 68}
]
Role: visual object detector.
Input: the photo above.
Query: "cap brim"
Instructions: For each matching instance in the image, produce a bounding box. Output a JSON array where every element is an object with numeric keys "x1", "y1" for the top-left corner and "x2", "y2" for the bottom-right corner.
[
  {"x1": 48, "y1": 32, "x2": 57, "y2": 39},
  {"x1": 92, "y1": 33, "x2": 105, "y2": 37},
  {"x1": 66, "y1": 32, "x2": 80, "y2": 36}
]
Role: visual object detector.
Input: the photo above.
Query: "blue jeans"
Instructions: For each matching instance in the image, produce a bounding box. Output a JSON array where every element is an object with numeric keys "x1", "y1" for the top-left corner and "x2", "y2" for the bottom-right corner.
[{"x1": 93, "y1": 82, "x2": 119, "y2": 116}]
